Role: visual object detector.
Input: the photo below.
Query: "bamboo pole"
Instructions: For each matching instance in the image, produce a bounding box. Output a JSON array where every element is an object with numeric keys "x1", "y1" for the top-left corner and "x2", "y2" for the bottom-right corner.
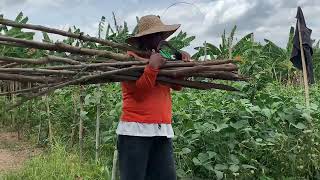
[
  {"x1": 37, "y1": 99, "x2": 42, "y2": 145},
  {"x1": 204, "y1": 41, "x2": 207, "y2": 61},
  {"x1": 228, "y1": 38, "x2": 233, "y2": 59},
  {"x1": 95, "y1": 85, "x2": 101, "y2": 163},
  {"x1": 45, "y1": 94, "x2": 53, "y2": 146},
  {"x1": 79, "y1": 85, "x2": 85, "y2": 163},
  {"x1": 70, "y1": 89, "x2": 78, "y2": 147},
  {"x1": 297, "y1": 19, "x2": 310, "y2": 107},
  {"x1": 111, "y1": 149, "x2": 119, "y2": 180},
  {"x1": 10, "y1": 82, "x2": 15, "y2": 128}
]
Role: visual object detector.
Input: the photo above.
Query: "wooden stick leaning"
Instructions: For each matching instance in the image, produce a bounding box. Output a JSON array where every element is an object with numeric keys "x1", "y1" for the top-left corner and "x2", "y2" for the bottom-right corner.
[{"x1": 297, "y1": 19, "x2": 310, "y2": 107}]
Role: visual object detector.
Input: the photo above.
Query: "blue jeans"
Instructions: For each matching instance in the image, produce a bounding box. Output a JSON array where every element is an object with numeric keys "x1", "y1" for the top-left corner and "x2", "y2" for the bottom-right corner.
[{"x1": 117, "y1": 135, "x2": 176, "y2": 180}]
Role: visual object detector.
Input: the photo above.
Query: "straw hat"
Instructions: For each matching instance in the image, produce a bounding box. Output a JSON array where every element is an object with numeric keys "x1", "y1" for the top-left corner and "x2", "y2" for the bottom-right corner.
[{"x1": 126, "y1": 15, "x2": 180, "y2": 46}]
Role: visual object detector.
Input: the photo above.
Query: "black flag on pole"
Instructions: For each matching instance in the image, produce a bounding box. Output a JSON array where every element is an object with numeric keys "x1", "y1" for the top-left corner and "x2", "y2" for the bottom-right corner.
[{"x1": 290, "y1": 6, "x2": 315, "y2": 84}]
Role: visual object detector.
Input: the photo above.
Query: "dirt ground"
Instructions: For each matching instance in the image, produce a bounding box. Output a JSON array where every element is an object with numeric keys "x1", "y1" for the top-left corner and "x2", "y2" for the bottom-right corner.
[{"x1": 0, "y1": 131, "x2": 41, "y2": 173}]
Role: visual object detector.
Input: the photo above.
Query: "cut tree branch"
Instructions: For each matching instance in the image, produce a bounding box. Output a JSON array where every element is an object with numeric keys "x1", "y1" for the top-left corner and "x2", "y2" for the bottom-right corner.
[
  {"x1": 0, "y1": 55, "x2": 81, "y2": 65},
  {"x1": 0, "y1": 18, "x2": 147, "y2": 55}
]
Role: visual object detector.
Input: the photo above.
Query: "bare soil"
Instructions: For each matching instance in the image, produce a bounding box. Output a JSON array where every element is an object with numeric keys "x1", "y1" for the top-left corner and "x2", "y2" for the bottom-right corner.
[{"x1": 0, "y1": 131, "x2": 41, "y2": 173}]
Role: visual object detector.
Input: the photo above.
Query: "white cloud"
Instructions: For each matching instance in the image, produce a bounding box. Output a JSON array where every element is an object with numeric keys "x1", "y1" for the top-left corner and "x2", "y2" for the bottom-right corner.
[
  {"x1": 220, "y1": 0, "x2": 255, "y2": 23},
  {"x1": 125, "y1": 0, "x2": 320, "y2": 50},
  {"x1": 24, "y1": 0, "x2": 67, "y2": 7}
]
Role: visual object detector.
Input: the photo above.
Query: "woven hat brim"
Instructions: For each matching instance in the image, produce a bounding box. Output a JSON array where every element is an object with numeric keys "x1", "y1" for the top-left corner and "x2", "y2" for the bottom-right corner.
[{"x1": 126, "y1": 24, "x2": 180, "y2": 46}]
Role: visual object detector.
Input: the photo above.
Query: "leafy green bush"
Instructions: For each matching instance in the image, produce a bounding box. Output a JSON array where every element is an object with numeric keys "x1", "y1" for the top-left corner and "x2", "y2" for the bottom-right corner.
[{"x1": 173, "y1": 84, "x2": 320, "y2": 179}]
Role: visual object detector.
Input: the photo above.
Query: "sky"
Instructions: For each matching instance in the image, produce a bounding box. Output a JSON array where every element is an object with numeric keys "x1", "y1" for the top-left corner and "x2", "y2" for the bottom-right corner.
[{"x1": 1, "y1": 0, "x2": 319, "y2": 52}]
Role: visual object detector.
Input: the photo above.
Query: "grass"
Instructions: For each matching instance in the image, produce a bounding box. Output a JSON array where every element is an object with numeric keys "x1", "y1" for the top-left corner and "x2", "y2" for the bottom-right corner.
[{"x1": 2, "y1": 144, "x2": 111, "y2": 180}]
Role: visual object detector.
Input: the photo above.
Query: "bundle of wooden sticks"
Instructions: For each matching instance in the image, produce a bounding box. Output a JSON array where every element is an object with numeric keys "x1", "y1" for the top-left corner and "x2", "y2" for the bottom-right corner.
[{"x1": 0, "y1": 17, "x2": 246, "y2": 102}]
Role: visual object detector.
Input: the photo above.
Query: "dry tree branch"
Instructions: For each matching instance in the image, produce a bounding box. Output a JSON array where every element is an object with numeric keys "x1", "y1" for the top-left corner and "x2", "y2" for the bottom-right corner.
[
  {"x1": 0, "y1": 55, "x2": 81, "y2": 65},
  {"x1": 0, "y1": 18, "x2": 147, "y2": 55},
  {"x1": 0, "y1": 35, "x2": 135, "y2": 61},
  {"x1": 0, "y1": 73, "x2": 60, "y2": 83}
]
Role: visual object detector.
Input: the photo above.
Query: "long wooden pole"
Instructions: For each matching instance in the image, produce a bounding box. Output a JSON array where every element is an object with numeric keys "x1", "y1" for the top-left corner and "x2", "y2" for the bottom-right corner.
[
  {"x1": 95, "y1": 85, "x2": 101, "y2": 163},
  {"x1": 111, "y1": 149, "x2": 119, "y2": 180},
  {"x1": 46, "y1": 94, "x2": 53, "y2": 146},
  {"x1": 204, "y1": 41, "x2": 207, "y2": 60},
  {"x1": 0, "y1": 18, "x2": 146, "y2": 55},
  {"x1": 297, "y1": 19, "x2": 310, "y2": 107},
  {"x1": 79, "y1": 85, "x2": 84, "y2": 163}
]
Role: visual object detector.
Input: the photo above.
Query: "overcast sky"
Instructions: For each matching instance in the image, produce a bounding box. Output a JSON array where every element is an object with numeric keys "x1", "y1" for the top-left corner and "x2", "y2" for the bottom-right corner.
[{"x1": 1, "y1": 0, "x2": 319, "y2": 52}]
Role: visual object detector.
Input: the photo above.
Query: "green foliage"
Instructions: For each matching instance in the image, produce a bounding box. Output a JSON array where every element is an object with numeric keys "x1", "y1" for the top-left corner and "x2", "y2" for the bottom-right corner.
[
  {"x1": 312, "y1": 40, "x2": 320, "y2": 81},
  {"x1": 193, "y1": 25, "x2": 320, "y2": 84},
  {"x1": 0, "y1": 12, "x2": 37, "y2": 58},
  {"x1": 169, "y1": 31, "x2": 195, "y2": 50},
  {"x1": 172, "y1": 84, "x2": 320, "y2": 179}
]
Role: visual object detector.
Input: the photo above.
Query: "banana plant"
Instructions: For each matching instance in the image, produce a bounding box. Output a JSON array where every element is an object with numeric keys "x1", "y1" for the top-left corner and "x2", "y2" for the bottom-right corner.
[
  {"x1": 261, "y1": 27, "x2": 295, "y2": 83},
  {"x1": 192, "y1": 25, "x2": 253, "y2": 60},
  {"x1": 168, "y1": 31, "x2": 195, "y2": 50},
  {"x1": 0, "y1": 12, "x2": 35, "y2": 57},
  {"x1": 312, "y1": 40, "x2": 320, "y2": 82}
]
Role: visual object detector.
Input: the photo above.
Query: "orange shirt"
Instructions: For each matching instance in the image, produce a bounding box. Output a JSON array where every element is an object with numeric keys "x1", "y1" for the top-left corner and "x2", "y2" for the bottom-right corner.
[{"x1": 120, "y1": 52, "x2": 182, "y2": 124}]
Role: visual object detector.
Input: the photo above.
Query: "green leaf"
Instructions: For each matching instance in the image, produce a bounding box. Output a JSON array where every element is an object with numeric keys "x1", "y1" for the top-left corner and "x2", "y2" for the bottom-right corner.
[
  {"x1": 215, "y1": 164, "x2": 228, "y2": 170},
  {"x1": 176, "y1": 169, "x2": 187, "y2": 178},
  {"x1": 261, "y1": 108, "x2": 272, "y2": 119},
  {"x1": 84, "y1": 94, "x2": 92, "y2": 105},
  {"x1": 80, "y1": 111, "x2": 88, "y2": 119},
  {"x1": 249, "y1": 106, "x2": 261, "y2": 112},
  {"x1": 301, "y1": 113, "x2": 313, "y2": 121},
  {"x1": 242, "y1": 164, "x2": 257, "y2": 169},
  {"x1": 181, "y1": 148, "x2": 191, "y2": 154},
  {"x1": 207, "y1": 151, "x2": 217, "y2": 159},
  {"x1": 20, "y1": 16, "x2": 28, "y2": 24},
  {"x1": 229, "y1": 164, "x2": 240, "y2": 172},
  {"x1": 198, "y1": 153, "x2": 209, "y2": 163},
  {"x1": 195, "y1": 99, "x2": 203, "y2": 106},
  {"x1": 214, "y1": 170, "x2": 224, "y2": 180},
  {"x1": 292, "y1": 122, "x2": 306, "y2": 130},
  {"x1": 192, "y1": 158, "x2": 201, "y2": 166},
  {"x1": 310, "y1": 103, "x2": 318, "y2": 111},
  {"x1": 214, "y1": 123, "x2": 228, "y2": 132},
  {"x1": 230, "y1": 154, "x2": 240, "y2": 164},
  {"x1": 42, "y1": 32, "x2": 51, "y2": 43},
  {"x1": 15, "y1": 12, "x2": 23, "y2": 22},
  {"x1": 231, "y1": 120, "x2": 248, "y2": 129},
  {"x1": 204, "y1": 164, "x2": 214, "y2": 171}
]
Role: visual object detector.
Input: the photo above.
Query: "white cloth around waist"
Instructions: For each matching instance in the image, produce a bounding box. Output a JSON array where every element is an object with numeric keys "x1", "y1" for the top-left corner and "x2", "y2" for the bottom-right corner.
[{"x1": 116, "y1": 121, "x2": 174, "y2": 138}]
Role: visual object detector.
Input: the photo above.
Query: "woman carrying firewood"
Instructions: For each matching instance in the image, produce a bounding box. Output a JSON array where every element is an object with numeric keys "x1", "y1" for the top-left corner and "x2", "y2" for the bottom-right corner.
[{"x1": 116, "y1": 15, "x2": 190, "y2": 180}]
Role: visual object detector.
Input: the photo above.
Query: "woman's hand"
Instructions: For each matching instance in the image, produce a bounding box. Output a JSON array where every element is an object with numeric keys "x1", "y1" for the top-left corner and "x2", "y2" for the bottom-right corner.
[
  {"x1": 149, "y1": 52, "x2": 167, "y2": 69},
  {"x1": 180, "y1": 50, "x2": 191, "y2": 62}
]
